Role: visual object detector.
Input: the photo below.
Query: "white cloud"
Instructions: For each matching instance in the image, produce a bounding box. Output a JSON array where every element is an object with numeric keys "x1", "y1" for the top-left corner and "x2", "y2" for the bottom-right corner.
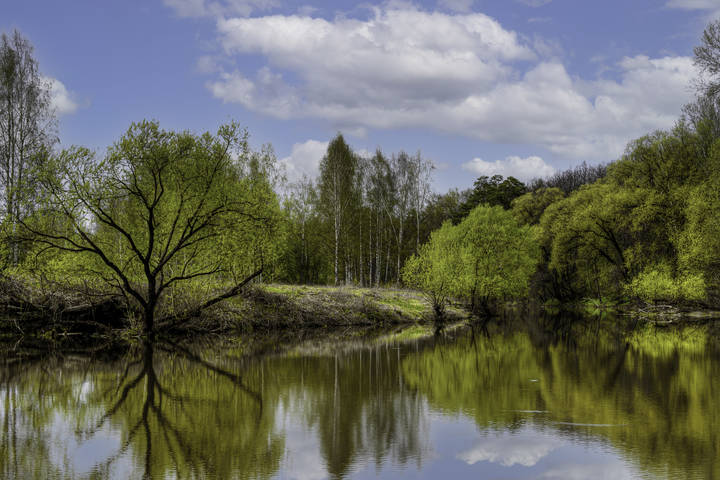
[
  {"x1": 215, "y1": 7, "x2": 536, "y2": 110},
  {"x1": 438, "y1": 0, "x2": 474, "y2": 12},
  {"x1": 462, "y1": 155, "x2": 555, "y2": 181},
  {"x1": 46, "y1": 77, "x2": 79, "y2": 115},
  {"x1": 458, "y1": 432, "x2": 562, "y2": 467},
  {"x1": 163, "y1": 0, "x2": 279, "y2": 17},
  {"x1": 280, "y1": 139, "x2": 328, "y2": 181},
  {"x1": 203, "y1": 4, "x2": 697, "y2": 162}
]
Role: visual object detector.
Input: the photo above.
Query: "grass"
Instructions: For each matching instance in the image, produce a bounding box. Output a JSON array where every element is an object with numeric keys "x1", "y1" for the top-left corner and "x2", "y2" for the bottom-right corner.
[{"x1": 220, "y1": 283, "x2": 469, "y2": 332}]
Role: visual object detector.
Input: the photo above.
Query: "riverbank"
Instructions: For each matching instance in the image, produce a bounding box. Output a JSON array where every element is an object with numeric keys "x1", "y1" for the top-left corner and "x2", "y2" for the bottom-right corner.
[
  {"x1": 3, "y1": 274, "x2": 719, "y2": 340},
  {"x1": 0, "y1": 280, "x2": 467, "y2": 338},
  {"x1": 182, "y1": 284, "x2": 468, "y2": 332}
]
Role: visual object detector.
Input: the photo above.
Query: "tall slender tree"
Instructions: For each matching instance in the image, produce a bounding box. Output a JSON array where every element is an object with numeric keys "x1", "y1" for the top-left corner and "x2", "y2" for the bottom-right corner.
[
  {"x1": 410, "y1": 152, "x2": 433, "y2": 254},
  {"x1": 0, "y1": 30, "x2": 57, "y2": 266},
  {"x1": 318, "y1": 134, "x2": 357, "y2": 285}
]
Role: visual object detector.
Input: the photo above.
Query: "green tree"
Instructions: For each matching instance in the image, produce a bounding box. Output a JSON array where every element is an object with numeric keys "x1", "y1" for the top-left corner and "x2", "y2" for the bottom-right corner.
[
  {"x1": 22, "y1": 120, "x2": 281, "y2": 334},
  {"x1": 402, "y1": 221, "x2": 461, "y2": 320},
  {"x1": 539, "y1": 183, "x2": 644, "y2": 299},
  {"x1": 405, "y1": 205, "x2": 539, "y2": 317},
  {"x1": 511, "y1": 187, "x2": 564, "y2": 225},
  {"x1": 454, "y1": 205, "x2": 540, "y2": 314}
]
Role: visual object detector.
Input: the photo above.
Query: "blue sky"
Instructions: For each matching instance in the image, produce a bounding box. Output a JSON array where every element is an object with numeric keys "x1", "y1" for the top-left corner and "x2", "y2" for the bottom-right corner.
[{"x1": 3, "y1": 0, "x2": 718, "y2": 191}]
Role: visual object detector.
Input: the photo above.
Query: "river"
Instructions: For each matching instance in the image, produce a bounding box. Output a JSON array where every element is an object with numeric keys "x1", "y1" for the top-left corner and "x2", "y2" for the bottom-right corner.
[{"x1": 1, "y1": 312, "x2": 719, "y2": 479}]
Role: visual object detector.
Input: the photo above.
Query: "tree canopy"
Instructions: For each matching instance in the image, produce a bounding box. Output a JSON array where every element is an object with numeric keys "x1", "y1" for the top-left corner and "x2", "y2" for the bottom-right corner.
[{"x1": 403, "y1": 204, "x2": 539, "y2": 317}]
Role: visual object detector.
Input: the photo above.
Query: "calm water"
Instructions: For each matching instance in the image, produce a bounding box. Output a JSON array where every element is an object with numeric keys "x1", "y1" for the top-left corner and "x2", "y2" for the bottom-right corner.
[{"x1": 2, "y1": 313, "x2": 720, "y2": 479}]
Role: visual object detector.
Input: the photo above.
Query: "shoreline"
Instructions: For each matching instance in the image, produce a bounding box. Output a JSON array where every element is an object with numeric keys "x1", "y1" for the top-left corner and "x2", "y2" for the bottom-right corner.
[{"x1": 2, "y1": 281, "x2": 719, "y2": 340}]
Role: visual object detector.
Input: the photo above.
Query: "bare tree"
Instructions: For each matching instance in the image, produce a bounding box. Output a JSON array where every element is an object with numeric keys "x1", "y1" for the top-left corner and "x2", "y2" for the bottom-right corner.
[
  {"x1": 695, "y1": 20, "x2": 720, "y2": 99},
  {"x1": 410, "y1": 152, "x2": 433, "y2": 253}
]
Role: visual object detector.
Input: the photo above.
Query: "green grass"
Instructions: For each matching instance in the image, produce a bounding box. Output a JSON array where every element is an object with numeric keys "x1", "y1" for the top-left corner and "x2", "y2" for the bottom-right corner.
[{"x1": 259, "y1": 284, "x2": 434, "y2": 322}]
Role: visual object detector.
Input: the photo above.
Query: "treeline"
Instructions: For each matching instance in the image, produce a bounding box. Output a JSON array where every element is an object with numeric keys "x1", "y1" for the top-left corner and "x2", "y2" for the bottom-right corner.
[
  {"x1": 400, "y1": 95, "x2": 720, "y2": 312},
  {"x1": 275, "y1": 138, "x2": 607, "y2": 291}
]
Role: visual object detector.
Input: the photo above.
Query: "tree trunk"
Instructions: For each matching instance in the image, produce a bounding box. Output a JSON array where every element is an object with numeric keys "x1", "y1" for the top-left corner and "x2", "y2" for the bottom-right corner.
[
  {"x1": 375, "y1": 211, "x2": 381, "y2": 288},
  {"x1": 359, "y1": 219, "x2": 363, "y2": 287},
  {"x1": 415, "y1": 208, "x2": 420, "y2": 254},
  {"x1": 397, "y1": 224, "x2": 403, "y2": 285},
  {"x1": 334, "y1": 209, "x2": 339, "y2": 286},
  {"x1": 144, "y1": 305, "x2": 155, "y2": 335},
  {"x1": 385, "y1": 239, "x2": 390, "y2": 284}
]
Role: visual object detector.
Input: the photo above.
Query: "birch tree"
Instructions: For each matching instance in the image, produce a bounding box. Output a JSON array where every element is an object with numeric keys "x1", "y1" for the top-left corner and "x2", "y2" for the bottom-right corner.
[{"x1": 318, "y1": 134, "x2": 356, "y2": 285}]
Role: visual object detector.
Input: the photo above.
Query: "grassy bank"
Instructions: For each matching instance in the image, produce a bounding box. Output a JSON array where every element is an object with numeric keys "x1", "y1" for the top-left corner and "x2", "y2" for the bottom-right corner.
[
  {"x1": 0, "y1": 279, "x2": 467, "y2": 337},
  {"x1": 222, "y1": 284, "x2": 467, "y2": 332}
]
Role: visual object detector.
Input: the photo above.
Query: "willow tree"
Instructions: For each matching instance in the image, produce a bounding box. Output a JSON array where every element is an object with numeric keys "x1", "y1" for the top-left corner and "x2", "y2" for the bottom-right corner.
[
  {"x1": 404, "y1": 205, "x2": 539, "y2": 318},
  {"x1": 455, "y1": 205, "x2": 540, "y2": 315},
  {"x1": 402, "y1": 221, "x2": 461, "y2": 320},
  {"x1": 23, "y1": 120, "x2": 281, "y2": 334}
]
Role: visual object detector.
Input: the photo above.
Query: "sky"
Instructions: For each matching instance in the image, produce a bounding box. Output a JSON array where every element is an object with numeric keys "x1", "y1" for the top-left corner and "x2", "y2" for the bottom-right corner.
[{"x1": 3, "y1": 0, "x2": 719, "y2": 192}]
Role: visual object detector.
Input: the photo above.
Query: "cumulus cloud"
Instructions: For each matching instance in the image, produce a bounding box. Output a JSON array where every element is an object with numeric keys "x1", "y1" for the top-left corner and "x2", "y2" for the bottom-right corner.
[
  {"x1": 203, "y1": 4, "x2": 697, "y2": 161},
  {"x1": 458, "y1": 432, "x2": 562, "y2": 467},
  {"x1": 46, "y1": 77, "x2": 79, "y2": 115},
  {"x1": 462, "y1": 155, "x2": 555, "y2": 181},
  {"x1": 280, "y1": 139, "x2": 328, "y2": 181}
]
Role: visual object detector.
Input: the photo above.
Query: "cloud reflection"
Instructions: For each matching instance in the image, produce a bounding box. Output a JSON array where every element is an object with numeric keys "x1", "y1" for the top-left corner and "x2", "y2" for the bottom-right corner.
[{"x1": 457, "y1": 431, "x2": 562, "y2": 467}]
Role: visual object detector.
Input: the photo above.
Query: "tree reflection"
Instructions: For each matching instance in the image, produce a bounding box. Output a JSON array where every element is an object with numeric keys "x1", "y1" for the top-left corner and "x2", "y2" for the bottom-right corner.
[
  {"x1": 0, "y1": 337, "x2": 282, "y2": 479},
  {"x1": 402, "y1": 312, "x2": 720, "y2": 479}
]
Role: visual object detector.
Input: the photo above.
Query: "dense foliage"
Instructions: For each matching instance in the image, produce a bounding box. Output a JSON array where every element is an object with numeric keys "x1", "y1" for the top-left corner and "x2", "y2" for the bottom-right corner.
[{"x1": 403, "y1": 205, "x2": 539, "y2": 317}]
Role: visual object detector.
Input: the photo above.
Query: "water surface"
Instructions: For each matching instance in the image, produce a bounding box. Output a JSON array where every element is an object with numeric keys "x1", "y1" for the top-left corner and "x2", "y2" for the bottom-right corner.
[{"x1": 2, "y1": 313, "x2": 719, "y2": 479}]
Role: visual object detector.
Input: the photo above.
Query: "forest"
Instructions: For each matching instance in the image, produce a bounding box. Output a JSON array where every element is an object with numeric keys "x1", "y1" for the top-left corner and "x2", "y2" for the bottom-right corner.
[{"x1": 4, "y1": 21, "x2": 720, "y2": 335}]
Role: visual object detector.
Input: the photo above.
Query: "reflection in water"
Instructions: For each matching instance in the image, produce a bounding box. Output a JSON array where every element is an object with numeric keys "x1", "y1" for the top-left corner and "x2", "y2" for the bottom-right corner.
[
  {"x1": 457, "y1": 430, "x2": 562, "y2": 467},
  {"x1": 1, "y1": 312, "x2": 719, "y2": 479},
  {"x1": 0, "y1": 338, "x2": 283, "y2": 479}
]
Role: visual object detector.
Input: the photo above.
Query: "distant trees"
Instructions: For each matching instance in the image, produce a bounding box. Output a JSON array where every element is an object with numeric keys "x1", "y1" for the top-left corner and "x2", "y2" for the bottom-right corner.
[
  {"x1": 528, "y1": 161, "x2": 607, "y2": 195},
  {"x1": 22, "y1": 120, "x2": 282, "y2": 334},
  {"x1": 285, "y1": 140, "x2": 435, "y2": 287},
  {"x1": 455, "y1": 175, "x2": 526, "y2": 221},
  {"x1": 0, "y1": 30, "x2": 57, "y2": 267}
]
